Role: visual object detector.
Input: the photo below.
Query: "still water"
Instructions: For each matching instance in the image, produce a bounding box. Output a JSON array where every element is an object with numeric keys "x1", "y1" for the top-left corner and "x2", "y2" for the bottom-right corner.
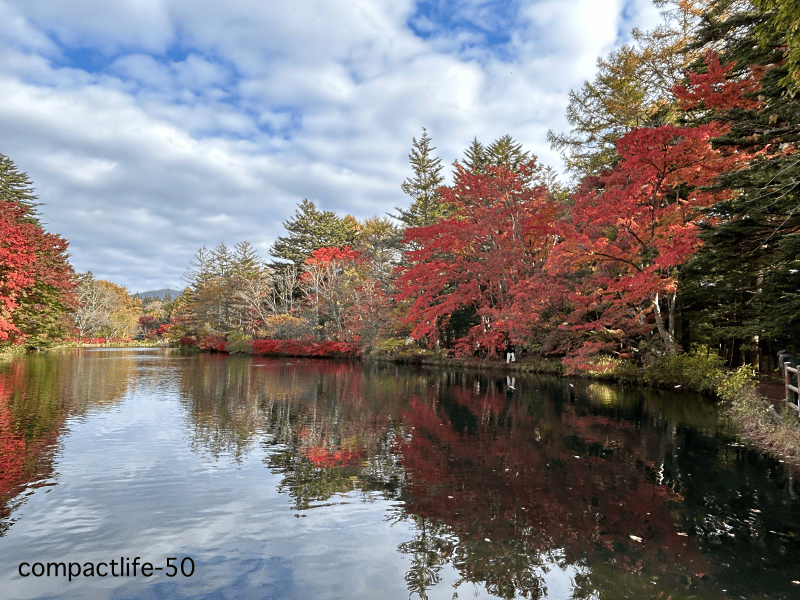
[{"x1": 0, "y1": 348, "x2": 799, "y2": 599}]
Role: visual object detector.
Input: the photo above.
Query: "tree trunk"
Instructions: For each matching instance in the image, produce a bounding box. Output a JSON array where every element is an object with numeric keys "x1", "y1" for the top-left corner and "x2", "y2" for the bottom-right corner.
[{"x1": 653, "y1": 292, "x2": 679, "y2": 354}]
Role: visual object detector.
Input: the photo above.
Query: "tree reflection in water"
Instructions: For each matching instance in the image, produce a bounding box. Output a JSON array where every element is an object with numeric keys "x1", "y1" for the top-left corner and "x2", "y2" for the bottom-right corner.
[
  {"x1": 0, "y1": 349, "x2": 136, "y2": 536},
  {"x1": 176, "y1": 359, "x2": 800, "y2": 599},
  {"x1": 4, "y1": 352, "x2": 800, "y2": 598},
  {"x1": 386, "y1": 378, "x2": 705, "y2": 599}
]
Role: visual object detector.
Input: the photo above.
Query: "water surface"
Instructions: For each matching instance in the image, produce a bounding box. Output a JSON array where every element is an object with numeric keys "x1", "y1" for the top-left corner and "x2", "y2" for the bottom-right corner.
[{"x1": 1, "y1": 348, "x2": 799, "y2": 599}]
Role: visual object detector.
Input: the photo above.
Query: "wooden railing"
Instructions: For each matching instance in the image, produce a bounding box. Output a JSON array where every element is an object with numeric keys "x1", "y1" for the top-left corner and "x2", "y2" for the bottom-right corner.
[{"x1": 784, "y1": 362, "x2": 799, "y2": 412}]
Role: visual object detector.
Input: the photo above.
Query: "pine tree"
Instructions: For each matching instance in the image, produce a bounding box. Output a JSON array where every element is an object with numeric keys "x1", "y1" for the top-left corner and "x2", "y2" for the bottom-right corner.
[
  {"x1": 0, "y1": 154, "x2": 39, "y2": 212},
  {"x1": 395, "y1": 128, "x2": 449, "y2": 229},
  {"x1": 679, "y1": 0, "x2": 800, "y2": 362},
  {"x1": 270, "y1": 199, "x2": 357, "y2": 267},
  {"x1": 753, "y1": 0, "x2": 800, "y2": 95},
  {"x1": 462, "y1": 137, "x2": 488, "y2": 173},
  {"x1": 485, "y1": 134, "x2": 531, "y2": 171}
]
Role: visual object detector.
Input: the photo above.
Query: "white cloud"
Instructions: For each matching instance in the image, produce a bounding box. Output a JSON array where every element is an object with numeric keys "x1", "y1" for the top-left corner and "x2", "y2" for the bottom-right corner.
[{"x1": 0, "y1": 0, "x2": 667, "y2": 292}]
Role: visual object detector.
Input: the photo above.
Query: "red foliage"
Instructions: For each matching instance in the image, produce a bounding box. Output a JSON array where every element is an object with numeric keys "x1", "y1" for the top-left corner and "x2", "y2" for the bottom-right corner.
[
  {"x1": 249, "y1": 338, "x2": 361, "y2": 358},
  {"x1": 395, "y1": 160, "x2": 558, "y2": 353},
  {"x1": 304, "y1": 245, "x2": 362, "y2": 266},
  {"x1": 0, "y1": 201, "x2": 36, "y2": 341},
  {"x1": 674, "y1": 51, "x2": 763, "y2": 112},
  {"x1": 0, "y1": 362, "x2": 61, "y2": 507},
  {"x1": 302, "y1": 445, "x2": 365, "y2": 468},
  {"x1": 197, "y1": 335, "x2": 227, "y2": 352},
  {"x1": 1, "y1": 199, "x2": 76, "y2": 343},
  {"x1": 546, "y1": 120, "x2": 747, "y2": 357},
  {"x1": 394, "y1": 388, "x2": 706, "y2": 577}
]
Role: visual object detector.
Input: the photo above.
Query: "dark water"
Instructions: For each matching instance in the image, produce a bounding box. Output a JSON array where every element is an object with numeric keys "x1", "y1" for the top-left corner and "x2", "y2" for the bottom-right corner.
[{"x1": 1, "y1": 349, "x2": 799, "y2": 599}]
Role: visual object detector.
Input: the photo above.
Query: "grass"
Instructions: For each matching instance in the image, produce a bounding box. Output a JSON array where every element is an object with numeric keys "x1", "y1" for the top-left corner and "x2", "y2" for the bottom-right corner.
[{"x1": 720, "y1": 365, "x2": 800, "y2": 466}]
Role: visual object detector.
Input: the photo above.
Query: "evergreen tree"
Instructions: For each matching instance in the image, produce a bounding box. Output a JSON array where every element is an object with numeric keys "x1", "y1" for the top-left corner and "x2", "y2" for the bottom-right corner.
[
  {"x1": 462, "y1": 137, "x2": 488, "y2": 173},
  {"x1": 232, "y1": 240, "x2": 263, "y2": 279},
  {"x1": 753, "y1": 0, "x2": 800, "y2": 95},
  {"x1": 395, "y1": 128, "x2": 449, "y2": 228},
  {"x1": 547, "y1": 1, "x2": 715, "y2": 180},
  {"x1": 1, "y1": 155, "x2": 75, "y2": 344},
  {"x1": 456, "y1": 135, "x2": 546, "y2": 192},
  {"x1": 0, "y1": 154, "x2": 39, "y2": 212},
  {"x1": 679, "y1": 0, "x2": 800, "y2": 362},
  {"x1": 270, "y1": 199, "x2": 357, "y2": 267},
  {"x1": 485, "y1": 134, "x2": 531, "y2": 171}
]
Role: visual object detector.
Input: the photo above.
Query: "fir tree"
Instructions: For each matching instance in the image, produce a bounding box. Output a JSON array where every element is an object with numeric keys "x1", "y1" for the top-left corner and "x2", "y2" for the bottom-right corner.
[
  {"x1": 485, "y1": 134, "x2": 531, "y2": 171},
  {"x1": 395, "y1": 128, "x2": 449, "y2": 229},
  {"x1": 0, "y1": 153, "x2": 39, "y2": 212},
  {"x1": 680, "y1": 0, "x2": 800, "y2": 360},
  {"x1": 270, "y1": 199, "x2": 357, "y2": 267},
  {"x1": 462, "y1": 137, "x2": 488, "y2": 173},
  {"x1": 753, "y1": 0, "x2": 800, "y2": 95}
]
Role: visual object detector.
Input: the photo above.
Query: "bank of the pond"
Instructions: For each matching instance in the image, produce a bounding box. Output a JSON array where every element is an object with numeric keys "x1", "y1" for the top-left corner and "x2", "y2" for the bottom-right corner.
[{"x1": 1, "y1": 340, "x2": 163, "y2": 360}]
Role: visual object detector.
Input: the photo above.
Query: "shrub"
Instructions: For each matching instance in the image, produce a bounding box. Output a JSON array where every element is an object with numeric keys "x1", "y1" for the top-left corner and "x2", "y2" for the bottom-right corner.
[
  {"x1": 250, "y1": 339, "x2": 360, "y2": 358},
  {"x1": 197, "y1": 335, "x2": 226, "y2": 352},
  {"x1": 225, "y1": 333, "x2": 252, "y2": 354},
  {"x1": 644, "y1": 351, "x2": 725, "y2": 395},
  {"x1": 179, "y1": 336, "x2": 198, "y2": 348}
]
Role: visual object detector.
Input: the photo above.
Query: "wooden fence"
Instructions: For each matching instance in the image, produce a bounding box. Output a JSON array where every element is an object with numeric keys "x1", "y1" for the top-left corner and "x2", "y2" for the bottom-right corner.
[{"x1": 785, "y1": 362, "x2": 799, "y2": 412}]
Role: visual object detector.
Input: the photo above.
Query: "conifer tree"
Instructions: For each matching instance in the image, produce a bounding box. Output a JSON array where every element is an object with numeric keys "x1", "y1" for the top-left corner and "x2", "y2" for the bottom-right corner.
[
  {"x1": 679, "y1": 0, "x2": 800, "y2": 358},
  {"x1": 395, "y1": 128, "x2": 449, "y2": 229},
  {"x1": 0, "y1": 154, "x2": 39, "y2": 211},
  {"x1": 462, "y1": 138, "x2": 488, "y2": 173},
  {"x1": 232, "y1": 240, "x2": 263, "y2": 279},
  {"x1": 0, "y1": 154, "x2": 75, "y2": 344},
  {"x1": 547, "y1": 1, "x2": 716, "y2": 179},
  {"x1": 270, "y1": 199, "x2": 357, "y2": 267},
  {"x1": 485, "y1": 134, "x2": 531, "y2": 171},
  {"x1": 753, "y1": 0, "x2": 800, "y2": 94}
]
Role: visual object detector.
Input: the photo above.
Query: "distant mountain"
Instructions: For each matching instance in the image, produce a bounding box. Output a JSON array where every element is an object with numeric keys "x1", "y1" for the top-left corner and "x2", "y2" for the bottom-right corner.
[{"x1": 136, "y1": 289, "x2": 182, "y2": 300}]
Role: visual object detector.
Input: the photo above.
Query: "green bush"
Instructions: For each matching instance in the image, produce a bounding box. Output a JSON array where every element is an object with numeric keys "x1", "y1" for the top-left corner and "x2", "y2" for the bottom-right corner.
[
  {"x1": 225, "y1": 332, "x2": 253, "y2": 355},
  {"x1": 644, "y1": 351, "x2": 726, "y2": 394}
]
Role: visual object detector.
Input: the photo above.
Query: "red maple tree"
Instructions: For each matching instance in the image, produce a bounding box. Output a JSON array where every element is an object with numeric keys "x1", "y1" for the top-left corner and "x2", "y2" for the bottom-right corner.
[
  {"x1": 546, "y1": 60, "x2": 756, "y2": 363},
  {"x1": 395, "y1": 160, "x2": 559, "y2": 355},
  {"x1": 1, "y1": 199, "x2": 75, "y2": 344}
]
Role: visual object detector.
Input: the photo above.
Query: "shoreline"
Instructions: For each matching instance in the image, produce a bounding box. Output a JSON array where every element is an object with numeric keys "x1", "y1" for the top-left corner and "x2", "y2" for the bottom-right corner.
[{"x1": 4, "y1": 341, "x2": 798, "y2": 470}]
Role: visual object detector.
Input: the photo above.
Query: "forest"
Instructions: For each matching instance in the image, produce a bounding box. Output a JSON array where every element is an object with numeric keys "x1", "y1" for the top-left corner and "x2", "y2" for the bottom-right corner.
[{"x1": 1, "y1": 0, "x2": 799, "y2": 375}]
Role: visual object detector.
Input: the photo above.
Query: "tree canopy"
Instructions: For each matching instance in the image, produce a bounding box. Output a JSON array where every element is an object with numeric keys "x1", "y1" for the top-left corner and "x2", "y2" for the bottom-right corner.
[
  {"x1": 270, "y1": 199, "x2": 358, "y2": 267},
  {"x1": 0, "y1": 154, "x2": 75, "y2": 345}
]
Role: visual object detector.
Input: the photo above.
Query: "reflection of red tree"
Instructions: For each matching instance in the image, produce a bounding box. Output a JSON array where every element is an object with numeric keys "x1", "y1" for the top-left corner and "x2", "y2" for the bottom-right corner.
[
  {"x1": 302, "y1": 445, "x2": 365, "y2": 468},
  {"x1": 395, "y1": 387, "x2": 706, "y2": 578},
  {"x1": 0, "y1": 362, "x2": 61, "y2": 513},
  {"x1": 0, "y1": 376, "x2": 27, "y2": 493}
]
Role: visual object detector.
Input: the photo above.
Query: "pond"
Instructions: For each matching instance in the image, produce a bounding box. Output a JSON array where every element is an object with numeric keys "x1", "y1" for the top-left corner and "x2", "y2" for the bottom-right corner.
[{"x1": 1, "y1": 348, "x2": 799, "y2": 599}]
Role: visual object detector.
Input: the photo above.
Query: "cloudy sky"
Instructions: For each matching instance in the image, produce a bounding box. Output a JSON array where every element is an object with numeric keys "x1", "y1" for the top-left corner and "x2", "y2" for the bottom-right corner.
[{"x1": 0, "y1": 0, "x2": 662, "y2": 293}]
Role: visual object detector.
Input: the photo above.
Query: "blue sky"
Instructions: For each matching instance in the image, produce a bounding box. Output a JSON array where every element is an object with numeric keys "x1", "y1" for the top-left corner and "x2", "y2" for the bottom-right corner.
[{"x1": 0, "y1": 0, "x2": 661, "y2": 293}]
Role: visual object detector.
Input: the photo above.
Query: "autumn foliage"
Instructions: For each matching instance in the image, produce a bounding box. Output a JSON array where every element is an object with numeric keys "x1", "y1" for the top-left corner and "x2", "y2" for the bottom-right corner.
[
  {"x1": 395, "y1": 160, "x2": 558, "y2": 355},
  {"x1": 249, "y1": 338, "x2": 361, "y2": 358},
  {"x1": 1, "y1": 159, "x2": 76, "y2": 346},
  {"x1": 0, "y1": 201, "x2": 36, "y2": 341}
]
